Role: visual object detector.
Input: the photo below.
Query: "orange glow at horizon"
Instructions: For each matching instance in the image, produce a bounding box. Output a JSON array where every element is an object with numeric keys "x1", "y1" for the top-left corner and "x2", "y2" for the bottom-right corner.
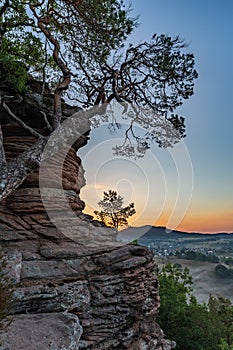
[
  {"x1": 79, "y1": 157, "x2": 233, "y2": 234},
  {"x1": 83, "y1": 201, "x2": 233, "y2": 233}
]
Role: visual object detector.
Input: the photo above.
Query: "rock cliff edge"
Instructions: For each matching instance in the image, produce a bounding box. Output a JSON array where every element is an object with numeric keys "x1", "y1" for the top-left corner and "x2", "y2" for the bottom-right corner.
[{"x1": 0, "y1": 85, "x2": 174, "y2": 349}]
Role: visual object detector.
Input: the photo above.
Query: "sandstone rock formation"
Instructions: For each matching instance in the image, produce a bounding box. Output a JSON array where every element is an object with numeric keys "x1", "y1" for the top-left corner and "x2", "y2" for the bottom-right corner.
[
  {"x1": 0, "y1": 84, "x2": 174, "y2": 349},
  {"x1": 0, "y1": 240, "x2": 176, "y2": 349}
]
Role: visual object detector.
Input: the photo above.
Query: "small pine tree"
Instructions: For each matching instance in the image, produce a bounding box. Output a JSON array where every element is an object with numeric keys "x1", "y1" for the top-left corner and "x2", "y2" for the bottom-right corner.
[{"x1": 94, "y1": 190, "x2": 136, "y2": 229}]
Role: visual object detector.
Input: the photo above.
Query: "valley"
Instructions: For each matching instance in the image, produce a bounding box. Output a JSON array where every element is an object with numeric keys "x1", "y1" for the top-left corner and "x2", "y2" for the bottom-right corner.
[{"x1": 120, "y1": 226, "x2": 233, "y2": 302}]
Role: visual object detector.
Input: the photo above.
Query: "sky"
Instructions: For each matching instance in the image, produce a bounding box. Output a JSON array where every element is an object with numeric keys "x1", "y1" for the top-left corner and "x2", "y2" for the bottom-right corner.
[{"x1": 79, "y1": 0, "x2": 233, "y2": 233}]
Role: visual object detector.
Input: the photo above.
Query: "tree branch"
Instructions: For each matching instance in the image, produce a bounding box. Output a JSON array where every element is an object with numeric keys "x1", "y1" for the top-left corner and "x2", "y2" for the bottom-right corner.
[
  {"x1": 0, "y1": 137, "x2": 47, "y2": 201},
  {"x1": 30, "y1": 4, "x2": 71, "y2": 130},
  {"x1": 0, "y1": 123, "x2": 7, "y2": 186},
  {"x1": 0, "y1": 124, "x2": 6, "y2": 163},
  {"x1": 40, "y1": 111, "x2": 53, "y2": 132},
  {"x1": 112, "y1": 71, "x2": 122, "y2": 103},
  {"x1": 2, "y1": 99, "x2": 42, "y2": 138},
  {"x1": 0, "y1": 93, "x2": 8, "y2": 190}
]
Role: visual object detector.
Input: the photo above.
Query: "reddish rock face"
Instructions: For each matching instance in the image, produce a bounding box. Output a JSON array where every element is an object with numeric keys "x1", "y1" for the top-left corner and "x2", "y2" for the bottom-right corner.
[
  {"x1": 0, "y1": 240, "x2": 175, "y2": 350},
  {"x1": 0, "y1": 89, "x2": 174, "y2": 349},
  {"x1": 0, "y1": 91, "x2": 88, "y2": 240},
  {"x1": 4, "y1": 147, "x2": 86, "y2": 236}
]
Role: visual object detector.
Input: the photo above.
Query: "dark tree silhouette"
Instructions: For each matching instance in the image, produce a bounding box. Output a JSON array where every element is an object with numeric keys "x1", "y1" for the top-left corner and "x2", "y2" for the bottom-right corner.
[
  {"x1": 0, "y1": 0, "x2": 197, "y2": 202},
  {"x1": 0, "y1": 0, "x2": 135, "y2": 200},
  {"x1": 94, "y1": 190, "x2": 136, "y2": 229}
]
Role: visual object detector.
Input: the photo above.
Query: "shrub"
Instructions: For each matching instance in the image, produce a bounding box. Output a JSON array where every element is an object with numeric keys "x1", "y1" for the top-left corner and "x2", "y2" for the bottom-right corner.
[{"x1": 215, "y1": 264, "x2": 233, "y2": 279}]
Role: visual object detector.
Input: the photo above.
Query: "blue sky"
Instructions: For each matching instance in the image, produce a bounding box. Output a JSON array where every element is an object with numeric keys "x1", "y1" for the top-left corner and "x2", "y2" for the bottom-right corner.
[{"x1": 79, "y1": 0, "x2": 233, "y2": 232}]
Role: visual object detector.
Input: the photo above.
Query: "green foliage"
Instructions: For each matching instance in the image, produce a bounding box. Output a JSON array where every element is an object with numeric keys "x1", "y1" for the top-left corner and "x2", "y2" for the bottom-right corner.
[
  {"x1": 0, "y1": 252, "x2": 14, "y2": 330},
  {"x1": 156, "y1": 263, "x2": 193, "y2": 334},
  {"x1": 219, "y1": 339, "x2": 233, "y2": 350},
  {"x1": 4, "y1": 31, "x2": 45, "y2": 73},
  {"x1": 65, "y1": 0, "x2": 135, "y2": 60},
  {"x1": 215, "y1": 264, "x2": 233, "y2": 279},
  {"x1": 131, "y1": 239, "x2": 138, "y2": 245},
  {"x1": 175, "y1": 249, "x2": 219, "y2": 263},
  {"x1": 156, "y1": 263, "x2": 233, "y2": 350},
  {"x1": 0, "y1": 37, "x2": 29, "y2": 92},
  {"x1": 0, "y1": 0, "x2": 136, "y2": 83},
  {"x1": 0, "y1": 57, "x2": 28, "y2": 92},
  {"x1": 208, "y1": 295, "x2": 233, "y2": 346},
  {"x1": 94, "y1": 190, "x2": 136, "y2": 229},
  {"x1": 222, "y1": 257, "x2": 233, "y2": 266},
  {"x1": 0, "y1": 0, "x2": 197, "y2": 155}
]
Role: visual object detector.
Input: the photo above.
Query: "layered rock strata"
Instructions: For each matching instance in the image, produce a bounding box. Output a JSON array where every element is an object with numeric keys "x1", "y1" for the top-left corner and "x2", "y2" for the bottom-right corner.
[
  {"x1": 0, "y1": 239, "x2": 174, "y2": 350},
  {"x1": 0, "y1": 85, "x2": 174, "y2": 349},
  {"x1": 0, "y1": 89, "x2": 88, "y2": 240}
]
